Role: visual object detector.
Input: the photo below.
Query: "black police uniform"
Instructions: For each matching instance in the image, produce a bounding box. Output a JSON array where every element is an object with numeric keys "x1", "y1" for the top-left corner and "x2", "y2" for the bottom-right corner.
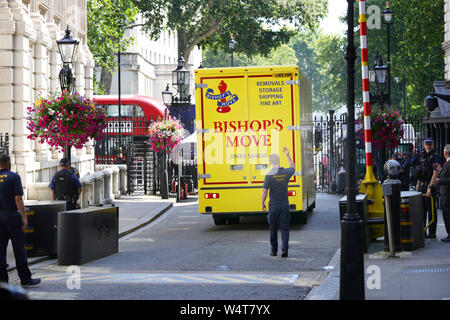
[
  {"x1": 263, "y1": 167, "x2": 295, "y2": 255},
  {"x1": 49, "y1": 169, "x2": 81, "y2": 210},
  {"x1": 0, "y1": 169, "x2": 33, "y2": 283},
  {"x1": 412, "y1": 149, "x2": 443, "y2": 236}
]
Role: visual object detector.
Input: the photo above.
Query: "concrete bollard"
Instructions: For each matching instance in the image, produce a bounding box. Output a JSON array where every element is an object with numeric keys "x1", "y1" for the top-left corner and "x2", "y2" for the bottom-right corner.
[
  {"x1": 93, "y1": 171, "x2": 105, "y2": 205},
  {"x1": 110, "y1": 166, "x2": 120, "y2": 199},
  {"x1": 103, "y1": 168, "x2": 113, "y2": 204},
  {"x1": 80, "y1": 174, "x2": 95, "y2": 208},
  {"x1": 117, "y1": 165, "x2": 127, "y2": 195}
]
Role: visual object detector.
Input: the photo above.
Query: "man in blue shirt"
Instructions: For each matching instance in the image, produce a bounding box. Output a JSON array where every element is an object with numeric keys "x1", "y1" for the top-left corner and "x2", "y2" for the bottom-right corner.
[
  {"x1": 49, "y1": 158, "x2": 82, "y2": 210},
  {"x1": 0, "y1": 155, "x2": 40, "y2": 287},
  {"x1": 261, "y1": 147, "x2": 295, "y2": 258}
]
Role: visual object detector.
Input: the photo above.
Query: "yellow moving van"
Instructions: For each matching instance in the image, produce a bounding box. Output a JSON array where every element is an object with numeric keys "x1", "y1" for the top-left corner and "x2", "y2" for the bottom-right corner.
[{"x1": 195, "y1": 66, "x2": 315, "y2": 225}]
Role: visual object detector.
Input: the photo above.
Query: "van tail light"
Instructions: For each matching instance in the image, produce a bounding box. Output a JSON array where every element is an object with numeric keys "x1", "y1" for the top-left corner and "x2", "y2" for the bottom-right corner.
[
  {"x1": 205, "y1": 193, "x2": 220, "y2": 199},
  {"x1": 288, "y1": 190, "x2": 296, "y2": 197}
]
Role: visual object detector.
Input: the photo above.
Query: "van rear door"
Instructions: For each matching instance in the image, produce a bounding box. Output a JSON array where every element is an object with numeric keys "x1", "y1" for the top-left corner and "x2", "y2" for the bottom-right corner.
[
  {"x1": 197, "y1": 73, "x2": 250, "y2": 185},
  {"x1": 246, "y1": 69, "x2": 299, "y2": 186}
]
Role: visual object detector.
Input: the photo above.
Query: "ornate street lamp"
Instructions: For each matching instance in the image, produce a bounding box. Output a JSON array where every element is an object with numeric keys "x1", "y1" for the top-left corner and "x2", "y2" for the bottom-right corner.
[
  {"x1": 382, "y1": 2, "x2": 394, "y2": 108},
  {"x1": 57, "y1": 25, "x2": 79, "y2": 95},
  {"x1": 172, "y1": 55, "x2": 190, "y2": 102},
  {"x1": 374, "y1": 54, "x2": 388, "y2": 85},
  {"x1": 57, "y1": 25, "x2": 79, "y2": 163},
  {"x1": 228, "y1": 34, "x2": 236, "y2": 67},
  {"x1": 161, "y1": 83, "x2": 173, "y2": 106}
]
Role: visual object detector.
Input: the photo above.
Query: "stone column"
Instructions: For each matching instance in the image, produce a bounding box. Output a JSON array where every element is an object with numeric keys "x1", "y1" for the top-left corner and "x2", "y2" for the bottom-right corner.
[
  {"x1": 9, "y1": 0, "x2": 37, "y2": 188},
  {"x1": 117, "y1": 164, "x2": 127, "y2": 195},
  {"x1": 30, "y1": 12, "x2": 52, "y2": 162},
  {"x1": 80, "y1": 173, "x2": 95, "y2": 209},
  {"x1": 103, "y1": 168, "x2": 113, "y2": 204},
  {"x1": 93, "y1": 171, "x2": 105, "y2": 205},
  {"x1": 110, "y1": 166, "x2": 120, "y2": 199},
  {"x1": 0, "y1": 0, "x2": 15, "y2": 147}
]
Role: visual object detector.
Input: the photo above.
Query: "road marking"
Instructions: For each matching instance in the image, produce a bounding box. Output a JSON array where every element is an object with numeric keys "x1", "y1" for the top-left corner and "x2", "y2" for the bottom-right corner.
[{"x1": 34, "y1": 272, "x2": 299, "y2": 285}]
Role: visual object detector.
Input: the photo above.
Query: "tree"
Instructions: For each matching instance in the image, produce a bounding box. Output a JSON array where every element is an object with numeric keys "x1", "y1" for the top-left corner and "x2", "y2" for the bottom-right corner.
[
  {"x1": 355, "y1": 0, "x2": 444, "y2": 112},
  {"x1": 87, "y1": 0, "x2": 139, "y2": 94},
  {"x1": 133, "y1": 0, "x2": 327, "y2": 63},
  {"x1": 203, "y1": 43, "x2": 298, "y2": 68}
]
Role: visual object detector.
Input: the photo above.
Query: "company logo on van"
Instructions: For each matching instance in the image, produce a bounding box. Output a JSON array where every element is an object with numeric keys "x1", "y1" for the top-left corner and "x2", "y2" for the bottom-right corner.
[{"x1": 205, "y1": 80, "x2": 239, "y2": 113}]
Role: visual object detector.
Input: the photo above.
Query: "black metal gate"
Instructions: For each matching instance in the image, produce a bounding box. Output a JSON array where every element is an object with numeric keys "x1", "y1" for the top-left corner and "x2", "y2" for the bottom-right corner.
[
  {"x1": 95, "y1": 116, "x2": 159, "y2": 195},
  {"x1": 313, "y1": 111, "x2": 427, "y2": 194},
  {"x1": 126, "y1": 141, "x2": 157, "y2": 195},
  {"x1": 313, "y1": 111, "x2": 347, "y2": 194}
]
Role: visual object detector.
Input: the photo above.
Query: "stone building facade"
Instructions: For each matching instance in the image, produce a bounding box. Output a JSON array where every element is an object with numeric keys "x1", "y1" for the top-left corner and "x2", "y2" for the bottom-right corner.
[
  {"x1": 106, "y1": 14, "x2": 202, "y2": 105},
  {"x1": 0, "y1": 0, "x2": 95, "y2": 197}
]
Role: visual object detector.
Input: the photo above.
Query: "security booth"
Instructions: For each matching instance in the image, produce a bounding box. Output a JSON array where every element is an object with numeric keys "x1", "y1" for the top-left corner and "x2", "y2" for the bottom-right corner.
[{"x1": 24, "y1": 200, "x2": 66, "y2": 258}]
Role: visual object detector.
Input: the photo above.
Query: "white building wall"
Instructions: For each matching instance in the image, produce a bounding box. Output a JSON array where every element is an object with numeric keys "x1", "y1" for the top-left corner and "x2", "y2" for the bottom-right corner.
[
  {"x1": 0, "y1": 0, "x2": 95, "y2": 196},
  {"x1": 107, "y1": 15, "x2": 202, "y2": 104},
  {"x1": 445, "y1": 0, "x2": 450, "y2": 81}
]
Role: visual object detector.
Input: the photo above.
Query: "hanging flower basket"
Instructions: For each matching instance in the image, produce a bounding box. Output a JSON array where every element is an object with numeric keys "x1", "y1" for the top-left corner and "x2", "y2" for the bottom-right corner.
[
  {"x1": 359, "y1": 106, "x2": 405, "y2": 150},
  {"x1": 26, "y1": 90, "x2": 108, "y2": 152},
  {"x1": 148, "y1": 116, "x2": 184, "y2": 154}
]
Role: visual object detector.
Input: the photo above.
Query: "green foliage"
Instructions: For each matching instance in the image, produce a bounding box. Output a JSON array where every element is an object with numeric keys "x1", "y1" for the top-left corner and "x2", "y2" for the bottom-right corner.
[
  {"x1": 202, "y1": 44, "x2": 298, "y2": 68},
  {"x1": 87, "y1": 0, "x2": 139, "y2": 73},
  {"x1": 134, "y1": 0, "x2": 327, "y2": 62},
  {"x1": 356, "y1": 0, "x2": 444, "y2": 113}
]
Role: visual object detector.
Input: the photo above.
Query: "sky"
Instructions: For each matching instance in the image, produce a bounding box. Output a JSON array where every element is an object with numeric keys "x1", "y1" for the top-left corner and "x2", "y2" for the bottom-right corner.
[{"x1": 319, "y1": 0, "x2": 347, "y2": 36}]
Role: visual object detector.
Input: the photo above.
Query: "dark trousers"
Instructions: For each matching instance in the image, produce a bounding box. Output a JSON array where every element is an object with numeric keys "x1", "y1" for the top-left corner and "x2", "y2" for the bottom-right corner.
[
  {"x1": 267, "y1": 204, "x2": 290, "y2": 252},
  {"x1": 419, "y1": 184, "x2": 438, "y2": 235},
  {"x1": 0, "y1": 214, "x2": 32, "y2": 283},
  {"x1": 442, "y1": 198, "x2": 450, "y2": 237}
]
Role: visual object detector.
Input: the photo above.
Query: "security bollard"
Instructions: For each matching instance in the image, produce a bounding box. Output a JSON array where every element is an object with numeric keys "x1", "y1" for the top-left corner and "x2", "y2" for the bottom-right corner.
[{"x1": 382, "y1": 160, "x2": 402, "y2": 256}]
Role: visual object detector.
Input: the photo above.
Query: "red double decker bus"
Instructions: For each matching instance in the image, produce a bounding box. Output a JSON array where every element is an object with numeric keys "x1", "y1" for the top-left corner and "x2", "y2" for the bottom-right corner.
[{"x1": 93, "y1": 95, "x2": 167, "y2": 164}]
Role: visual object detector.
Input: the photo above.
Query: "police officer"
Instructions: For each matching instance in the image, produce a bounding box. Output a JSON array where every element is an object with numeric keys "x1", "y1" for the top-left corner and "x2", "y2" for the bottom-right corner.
[
  {"x1": 0, "y1": 155, "x2": 41, "y2": 287},
  {"x1": 399, "y1": 151, "x2": 412, "y2": 191},
  {"x1": 49, "y1": 158, "x2": 82, "y2": 210},
  {"x1": 261, "y1": 147, "x2": 295, "y2": 258},
  {"x1": 411, "y1": 138, "x2": 443, "y2": 238}
]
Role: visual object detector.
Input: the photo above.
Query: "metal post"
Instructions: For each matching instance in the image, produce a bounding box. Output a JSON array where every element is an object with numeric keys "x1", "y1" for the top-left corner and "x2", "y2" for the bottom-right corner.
[
  {"x1": 160, "y1": 109, "x2": 169, "y2": 199},
  {"x1": 403, "y1": 72, "x2": 406, "y2": 119},
  {"x1": 329, "y1": 109, "x2": 336, "y2": 193},
  {"x1": 340, "y1": 0, "x2": 365, "y2": 300},
  {"x1": 118, "y1": 47, "x2": 122, "y2": 154},
  {"x1": 231, "y1": 49, "x2": 234, "y2": 67},
  {"x1": 387, "y1": 23, "x2": 391, "y2": 109}
]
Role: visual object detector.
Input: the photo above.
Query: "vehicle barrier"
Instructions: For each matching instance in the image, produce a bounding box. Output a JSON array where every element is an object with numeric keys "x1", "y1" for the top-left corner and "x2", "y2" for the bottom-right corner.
[
  {"x1": 338, "y1": 194, "x2": 370, "y2": 253},
  {"x1": 24, "y1": 200, "x2": 66, "y2": 258},
  {"x1": 399, "y1": 191, "x2": 425, "y2": 251},
  {"x1": 57, "y1": 206, "x2": 119, "y2": 265}
]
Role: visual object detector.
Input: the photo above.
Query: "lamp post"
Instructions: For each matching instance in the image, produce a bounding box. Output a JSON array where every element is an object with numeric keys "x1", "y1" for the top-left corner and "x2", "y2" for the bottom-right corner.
[
  {"x1": 369, "y1": 53, "x2": 388, "y2": 107},
  {"x1": 228, "y1": 35, "x2": 236, "y2": 67},
  {"x1": 159, "y1": 84, "x2": 173, "y2": 200},
  {"x1": 116, "y1": 22, "x2": 144, "y2": 161},
  {"x1": 340, "y1": 0, "x2": 365, "y2": 300},
  {"x1": 57, "y1": 25, "x2": 79, "y2": 165},
  {"x1": 173, "y1": 55, "x2": 191, "y2": 103},
  {"x1": 382, "y1": 2, "x2": 393, "y2": 108}
]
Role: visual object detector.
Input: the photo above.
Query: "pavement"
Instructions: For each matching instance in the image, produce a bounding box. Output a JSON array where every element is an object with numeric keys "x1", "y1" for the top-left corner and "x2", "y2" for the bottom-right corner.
[
  {"x1": 6, "y1": 194, "x2": 175, "y2": 272},
  {"x1": 306, "y1": 207, "x2": 450, "y2": 300},
  {"x1": 6, "y1": 192, "x2": 450, "y2": 300}
]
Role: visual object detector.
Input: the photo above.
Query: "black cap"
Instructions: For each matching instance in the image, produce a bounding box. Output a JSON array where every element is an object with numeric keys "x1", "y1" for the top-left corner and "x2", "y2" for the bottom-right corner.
[
  {"x1": 60, "y1": 158, "x2": 70, "y2": 166},
  {"x1": 424, "y1": 137, "x2": 435, "y2": 144}
]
